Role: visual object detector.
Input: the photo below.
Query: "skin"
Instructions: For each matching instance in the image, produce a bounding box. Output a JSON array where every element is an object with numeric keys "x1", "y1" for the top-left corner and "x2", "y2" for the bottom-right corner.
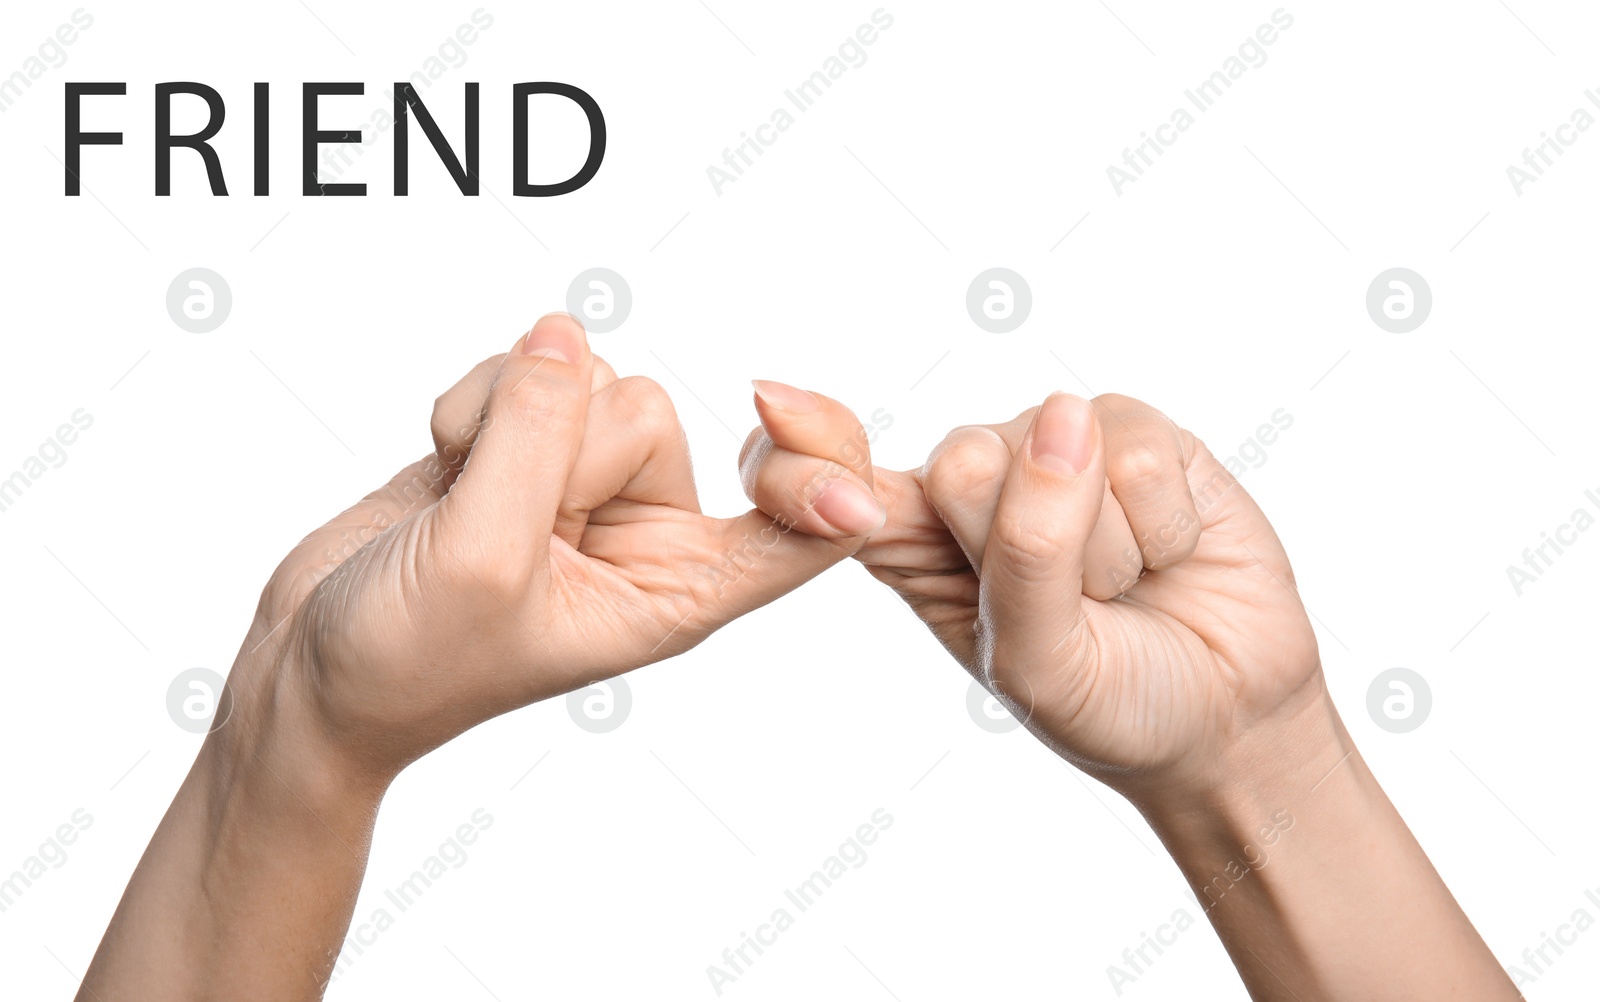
[
  {"x1": 78, "y1": 325, "x2": 1514, "y2": 999},
  {"x1": 76, "y1": 315, "x2": 876, "y2": 1000},
  {"x1": 742, "y1": 387, "x2": 1519, "y2": 1000}
]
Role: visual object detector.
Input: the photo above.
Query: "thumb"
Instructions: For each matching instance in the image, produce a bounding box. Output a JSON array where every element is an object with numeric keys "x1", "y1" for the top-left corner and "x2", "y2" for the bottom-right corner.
[
  {"x1": 980, "y1": 393, "x2": 1106, "y2": 697},
  {"x1": 441, "y1": 313, "x2": 595, "y2": 566}
]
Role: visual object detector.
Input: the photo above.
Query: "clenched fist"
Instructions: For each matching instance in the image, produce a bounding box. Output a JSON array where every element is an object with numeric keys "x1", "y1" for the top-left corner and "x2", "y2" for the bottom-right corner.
[{"x1": 743, "y1": 385, "x2": 1512, "y2": 1001}]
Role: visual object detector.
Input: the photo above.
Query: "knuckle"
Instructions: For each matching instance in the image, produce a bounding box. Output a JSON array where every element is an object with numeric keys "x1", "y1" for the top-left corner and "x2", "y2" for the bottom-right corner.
[
  {"x1": 1141, "y1": 528, "x2": 1195, "y2": 570},
  {"x1": 255, "y1": 576, "x2": 299, "y2": 628},
  {"x1": 1092, "y1": 391, "x2": 1141, "y2": 414},
  {"x1": 1107, "y1": 444, "x2": 1171, "y2": 493},
  {"x1": 611, "y1": 375, "x2": 679, "y2": 433},
  {"x1": 432, "y1": 355, "x2": 502, "y2": 436},
  {"x1": 612, "y1": 373, "x2": 667, "y2": 410},
  {"x1": 429, "y1": 395, "x2": 460, "y2": 447},
  {"x1": 989, "y1": 510, "x2": 1064, "y2": 576},
  {"x1": 924, "y1": 432, "x2": 1007, "y2": 511}
]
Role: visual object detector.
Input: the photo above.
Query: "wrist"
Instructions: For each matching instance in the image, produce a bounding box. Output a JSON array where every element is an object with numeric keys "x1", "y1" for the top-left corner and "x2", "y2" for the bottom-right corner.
[
  {"x1": 1120, "y1": 674, "x2": 1406, "y2": 937},
  {"x1": 206, "y1": 640, "x2": 391, "y2": 835},
  {"x1": 78, "y1": 644, "x2": 389, "y2": 999},
  {"x1": 1122, "y1": 674, "x2": 1365, "y2": 863},
  {"x1": 1111, "y1": 676, "x2": 1514, "y2": 998}
]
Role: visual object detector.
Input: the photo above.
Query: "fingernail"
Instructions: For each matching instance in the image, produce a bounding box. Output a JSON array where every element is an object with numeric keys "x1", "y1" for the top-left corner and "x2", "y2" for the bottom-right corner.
[
  {"x1": 521, "y1": 313, "x2": 585, "y2": 361},
  {"x1": 1030, "y1": 393, "x2": 1095, "y2": 475},
  {"x1": 752, "y1": 379, "x2": 821, "y2": 414},
  {"x1": 814, "y1": 478, "x2": 886, "y2": 535}
]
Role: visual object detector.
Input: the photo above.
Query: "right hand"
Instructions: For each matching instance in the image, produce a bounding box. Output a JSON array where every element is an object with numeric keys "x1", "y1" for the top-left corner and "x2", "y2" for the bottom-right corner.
[
  {"x1": 743, "y1": 388, "x2": 1324, "y2": 799},
  {"x1": 237, "y1": 317, "x2": 869, "y2": 784}
]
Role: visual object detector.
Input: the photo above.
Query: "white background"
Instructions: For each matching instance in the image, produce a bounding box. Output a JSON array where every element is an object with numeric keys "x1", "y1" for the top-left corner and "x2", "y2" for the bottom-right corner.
[{"x1": 1, "y1": 1, "x2": 1597, "y2": 998}]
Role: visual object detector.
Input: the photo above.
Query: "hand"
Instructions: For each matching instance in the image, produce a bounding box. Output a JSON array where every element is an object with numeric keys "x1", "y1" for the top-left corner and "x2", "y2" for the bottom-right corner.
[
  {"x1": 746, "y1": 388, "x2": 1319, "y2": 796},
  {"x1": 79, "y1": 316, "x2": 885, "y2": 1000},
  {"x1": 245, "y1": 314, "x2": 879, "y2": 783},
  {"x1": 746, "y1": 388, "x2": 1513, "y2": 1000}
]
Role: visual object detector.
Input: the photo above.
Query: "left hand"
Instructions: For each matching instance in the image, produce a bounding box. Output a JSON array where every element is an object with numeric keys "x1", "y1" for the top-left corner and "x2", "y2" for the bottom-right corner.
[
  {"x1": 237, "y1": 314, "x2": 883, "y2": 783},
  {"x1": 743, "y1": 390, "x2": 1319, "y2": 795}
]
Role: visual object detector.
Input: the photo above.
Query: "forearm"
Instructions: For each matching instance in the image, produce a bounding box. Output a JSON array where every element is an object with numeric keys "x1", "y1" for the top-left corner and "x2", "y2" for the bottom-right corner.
[
  {"x1": 1130, "y1": 684, "x2": 1514, "y2": 1000},
  {"x1": 79, "y1": 656, "x2": 385, "y2": 1001}
]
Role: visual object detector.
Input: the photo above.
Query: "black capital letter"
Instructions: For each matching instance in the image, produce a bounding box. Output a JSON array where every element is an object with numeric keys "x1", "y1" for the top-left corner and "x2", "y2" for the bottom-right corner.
[
  {"x1": 303, "y1": 83, "x2": 365, "y2": 196},
  {"x1": 254, "y1": 83, "x2": 269, "y2": 196},
  {"x1": 513, "y1": 82, "x2": 605, "y2": 197},
  {"x1": 156, "y1": 82, "x2": 228, "y2": 195},
  {"x1": 394, "y1": 83, "x2": 479, "y2": 195},
  {"x1": 64, "y1": 82, "x2": 124, "y2": 195}
]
